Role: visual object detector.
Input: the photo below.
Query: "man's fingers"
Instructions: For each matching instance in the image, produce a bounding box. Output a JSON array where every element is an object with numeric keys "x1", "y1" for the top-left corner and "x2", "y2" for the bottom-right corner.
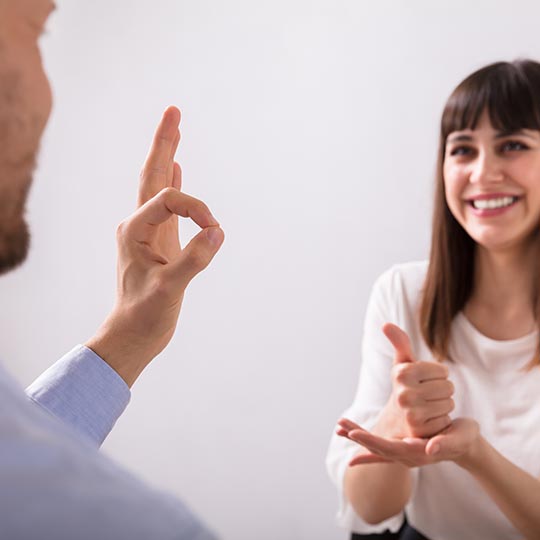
[
  {"x1": 164, "y1": 226, "x2": 225, "y2": 288},
  {"x1": 171, "y1": 129, "x2": 180, "y2": 161},
  {"x1": 172, "y1": 162, "x2": 182, "y2": 191},
  {"x1": 166, "y1": 131, "x2": 181, "y2": 188},
  {"x1": 138, "y1": 106, "x2": 181, "y2": 206},
  {"x1": 383, "y1": 323, "x2": 415, "y2": 364},
  {"x1": 127, "y1": 187, "x2": 219, "y2": 244}
]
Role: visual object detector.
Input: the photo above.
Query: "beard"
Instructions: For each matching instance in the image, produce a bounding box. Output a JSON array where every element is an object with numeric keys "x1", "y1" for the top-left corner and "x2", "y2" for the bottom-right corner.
[
  {"x1": 0, "y1": 170, "x2": 33, "y2": 275},
  {"x1": 0, "y1": 215, "x2": 30, "y2": 275},
  {"x1": 0, "y1": 62, "x2": 45, "y2": 276}
]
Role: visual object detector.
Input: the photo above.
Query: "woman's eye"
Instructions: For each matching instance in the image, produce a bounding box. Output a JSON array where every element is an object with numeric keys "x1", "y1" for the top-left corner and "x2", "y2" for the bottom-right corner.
[
  {"x1": 449, "y1": 146, "x2": 472, "y2": 157},
  {"x1": 501, "y1": 141, "x2": 528, "y2": 152}
]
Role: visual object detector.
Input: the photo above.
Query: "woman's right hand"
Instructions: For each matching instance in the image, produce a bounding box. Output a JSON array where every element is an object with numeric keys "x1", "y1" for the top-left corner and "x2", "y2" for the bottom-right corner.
[{"x1": 374, "y1": 323, "x2": 455, "y2": 439}]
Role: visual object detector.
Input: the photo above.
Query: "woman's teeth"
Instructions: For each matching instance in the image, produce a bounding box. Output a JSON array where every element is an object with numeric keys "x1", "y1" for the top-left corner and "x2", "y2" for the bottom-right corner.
[{"x1": 471, "y1": 196, "x2": 518, "y2": 210}]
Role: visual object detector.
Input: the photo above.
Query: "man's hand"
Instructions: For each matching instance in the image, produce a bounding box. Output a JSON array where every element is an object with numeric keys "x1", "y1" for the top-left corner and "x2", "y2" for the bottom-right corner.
[
  {"x1": 85, "y1": 106, "x2": 224, "y2": 387},
  {"x1": 373, "y1": 323, "x2": 455, "y2": 439}
]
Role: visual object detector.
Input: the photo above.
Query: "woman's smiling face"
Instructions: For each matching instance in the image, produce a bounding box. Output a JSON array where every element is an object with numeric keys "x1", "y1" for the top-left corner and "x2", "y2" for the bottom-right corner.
[{"x1": 443, "y1": 109, "x2": 540, "y2": 252}]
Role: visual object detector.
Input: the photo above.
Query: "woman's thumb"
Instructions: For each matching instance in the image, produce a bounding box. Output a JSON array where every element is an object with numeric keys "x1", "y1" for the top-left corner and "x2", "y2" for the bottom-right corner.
[{"x1": 383, "y1": 323, "x2": 415, "y2": 364}]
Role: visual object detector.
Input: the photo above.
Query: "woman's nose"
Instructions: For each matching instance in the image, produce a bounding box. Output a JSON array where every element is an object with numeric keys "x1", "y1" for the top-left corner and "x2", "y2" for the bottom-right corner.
[{"x1": 469, "y1": 153, "x2": 504, "y2": 184}]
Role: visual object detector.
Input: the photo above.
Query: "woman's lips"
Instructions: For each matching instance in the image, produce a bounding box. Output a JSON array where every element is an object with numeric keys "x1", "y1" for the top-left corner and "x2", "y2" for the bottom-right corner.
[{"x1": 467, "y1": 196, "x2": 521, "y2": 217}]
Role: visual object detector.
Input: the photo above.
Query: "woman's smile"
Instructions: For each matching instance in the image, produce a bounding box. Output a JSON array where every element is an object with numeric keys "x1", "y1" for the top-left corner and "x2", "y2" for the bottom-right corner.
[
  {"x1": 466, "y1": 193, "x2": 522, "y2": 217},
  {"x1": 444, "y1": 111, "x2": 540, "y2": 251}
]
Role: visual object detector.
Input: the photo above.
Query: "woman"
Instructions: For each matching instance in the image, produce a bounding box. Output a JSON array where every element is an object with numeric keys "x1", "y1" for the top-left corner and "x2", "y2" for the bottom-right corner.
[{"x1": 326, "y1": 59, "x2": 540, "y2": 540}]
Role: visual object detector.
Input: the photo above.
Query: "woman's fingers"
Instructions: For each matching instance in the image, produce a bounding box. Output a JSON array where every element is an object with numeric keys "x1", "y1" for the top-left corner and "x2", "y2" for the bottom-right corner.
[
  {"x1": 383, "y1": 323, "x2": 415, "y2": 364},
  {"x1": 425, "y1": 418, "x2": 479, "y2": 457},
  {"x1": 348, "y1": 429, "x2": 398, "y2": 455},
  {"x1": 422, "y1": 379, "x2": 454, "y2": 401},
  {"x1": 350, "y1": 453, "x2": 393, "y2": 466},
  {"x1": 422, "y1": 398, "x2": 455, "y2": 420},
  {"x1": 138, "y1": 106, "x2": 181, "y2": 207},
  {"x1": 338, "y1": 418, "x2": 435, "y2": 467},
  {"x1": 420, "y1": 414, "x2": 452, "y2": 437},
  {"x1": 397, "y1": 361, "x2": 449, "y2": 385},
  {"x1": 337, "y1": 418, "x2": 364, "y2": 432}
]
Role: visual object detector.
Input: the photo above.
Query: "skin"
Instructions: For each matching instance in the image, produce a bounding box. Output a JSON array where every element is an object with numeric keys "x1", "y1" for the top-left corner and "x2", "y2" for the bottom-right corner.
[
  {"x1": 0, "y1": 0, "x2": 225, "y2": 387},
  {"x1": 445, "y1": 109, "x2": 540, "y2": 340},
  {"x1": 444, "y1": 110, "x2": 540, "y2": 258},
  {"x1": 0, "y1": 0, "x2": 54, "y2": 271},
  {"x1": 340, "y1": 110, "x2": 540, "y2": 538},
  {"x1": 343, "y1": 324, "x2": 455, "y2": 524}
]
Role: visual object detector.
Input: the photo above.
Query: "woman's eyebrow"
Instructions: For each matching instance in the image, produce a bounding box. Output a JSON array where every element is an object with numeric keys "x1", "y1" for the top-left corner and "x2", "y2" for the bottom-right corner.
[
  {"x1": 494, "y1": 129, "x2": 537, "y2": 140},
  {"x1": 447, "y1": 134, "x2": 472, "y2": 144},
  {"x1": 447, "y1": 130, "x2": 538, "y2": 144}
]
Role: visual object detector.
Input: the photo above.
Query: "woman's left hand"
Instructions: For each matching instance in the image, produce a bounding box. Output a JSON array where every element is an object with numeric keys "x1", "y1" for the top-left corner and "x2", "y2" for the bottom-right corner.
[{"x1": 337, "y1": 417, "x2": 480, "y2": 467}]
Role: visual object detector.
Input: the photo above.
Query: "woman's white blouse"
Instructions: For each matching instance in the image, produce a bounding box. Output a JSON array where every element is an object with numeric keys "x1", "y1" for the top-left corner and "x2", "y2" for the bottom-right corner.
[{"x1": 326, "y1": 261, "x2": 540, "y2": 540}]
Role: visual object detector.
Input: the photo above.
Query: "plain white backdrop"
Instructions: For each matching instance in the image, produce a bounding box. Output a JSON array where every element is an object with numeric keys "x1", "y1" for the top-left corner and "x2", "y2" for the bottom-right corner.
[{"x1": 1, "y1": 1, "x2": 540, "y2": 538}]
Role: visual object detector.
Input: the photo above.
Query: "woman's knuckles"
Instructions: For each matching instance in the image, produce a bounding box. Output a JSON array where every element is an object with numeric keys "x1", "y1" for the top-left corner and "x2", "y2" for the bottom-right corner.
[
  {"x1": 405, "y1": 409, "x2": 424, "y2": 426},
  {"x1": 393, "y1": 362, "x2": 416, "y2": 385},
  {"x1": 396, "y1": 388, "x2": 417, "y2": 407}
]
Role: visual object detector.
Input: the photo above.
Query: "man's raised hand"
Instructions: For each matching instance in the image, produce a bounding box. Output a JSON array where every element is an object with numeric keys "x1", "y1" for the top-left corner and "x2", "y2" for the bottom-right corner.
[{"x1": 85, "y1": 106, "x2": 224, "y2": 387}]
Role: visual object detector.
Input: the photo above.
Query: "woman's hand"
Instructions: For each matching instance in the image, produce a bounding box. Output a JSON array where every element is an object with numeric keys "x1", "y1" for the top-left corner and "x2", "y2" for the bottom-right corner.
[
  {"x1": 85, "y1": 106, "x2": 225, "y2": 387},
  {"x1": 337, "y1": 417, "x2": 480, "y2": 467},
  {"x1": 374, "y1": 323, "x2": 455, "y2": 439}
]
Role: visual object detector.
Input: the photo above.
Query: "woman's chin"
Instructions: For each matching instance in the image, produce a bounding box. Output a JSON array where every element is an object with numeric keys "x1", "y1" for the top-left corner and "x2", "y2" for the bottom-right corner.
[{"x1": 468, "y1": 230, "x2": 535, "y2": 254}]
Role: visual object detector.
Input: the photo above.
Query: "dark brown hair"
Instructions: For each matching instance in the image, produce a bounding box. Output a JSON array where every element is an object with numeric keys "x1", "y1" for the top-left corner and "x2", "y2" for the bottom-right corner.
[{"x1": 420, "y1": 59, "x2": 540, "y2": 367}]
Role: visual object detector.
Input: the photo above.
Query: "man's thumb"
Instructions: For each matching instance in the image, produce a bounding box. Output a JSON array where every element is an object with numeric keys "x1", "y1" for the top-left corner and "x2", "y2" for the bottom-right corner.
[
  {"x1": 167, "y1": 226, "x2": 224, "y2": 288},
  {"x1": 382, "y1": 323, "x2": 415, "y2": 364}
]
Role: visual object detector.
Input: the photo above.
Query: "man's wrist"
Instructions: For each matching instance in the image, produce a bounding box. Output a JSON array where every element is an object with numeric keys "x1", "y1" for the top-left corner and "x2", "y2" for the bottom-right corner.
[{"x1": 85, "y1": 312, "x2": 156, "y2": 388}]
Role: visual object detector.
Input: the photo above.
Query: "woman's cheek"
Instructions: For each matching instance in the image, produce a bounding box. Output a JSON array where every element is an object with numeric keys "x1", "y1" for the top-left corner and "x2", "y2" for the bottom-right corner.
[{"x1": 444, "y1": 175, "x2": 466, "y2": 222}]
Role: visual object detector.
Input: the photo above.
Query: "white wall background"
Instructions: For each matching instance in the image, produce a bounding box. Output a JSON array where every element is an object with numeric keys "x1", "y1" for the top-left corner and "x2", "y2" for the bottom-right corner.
[{"x1": 1, "y1": 1, "x2": 539, "y2": 538}]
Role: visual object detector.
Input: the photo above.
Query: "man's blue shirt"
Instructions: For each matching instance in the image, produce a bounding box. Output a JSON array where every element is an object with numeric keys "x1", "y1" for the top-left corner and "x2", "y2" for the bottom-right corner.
[{"x1": 0, "y1": 345, "x2": 217, "y2": 540}]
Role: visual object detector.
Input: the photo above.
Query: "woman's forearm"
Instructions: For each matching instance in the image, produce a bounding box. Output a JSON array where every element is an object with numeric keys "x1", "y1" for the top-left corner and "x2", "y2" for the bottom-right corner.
[
  {"x1": 459, "y1": 436, "x2": 540, "y2": 539},
  {"x1": 344, "y1": 408, "x2": 412, "y2": 524},
  {"x1": 344, "y1": 461, "x2": 412, "y2": 525}
]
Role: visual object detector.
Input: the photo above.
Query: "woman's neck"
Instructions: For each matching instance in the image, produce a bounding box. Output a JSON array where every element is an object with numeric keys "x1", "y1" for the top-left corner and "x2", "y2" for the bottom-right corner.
[{"x1": 464, "y1": 239, "x2": 538, "y2": 339}]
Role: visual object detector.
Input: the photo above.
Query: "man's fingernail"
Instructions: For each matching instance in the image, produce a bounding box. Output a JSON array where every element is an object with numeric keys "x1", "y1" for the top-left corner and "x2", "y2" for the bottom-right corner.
[
  {"x1": 206, "y1": 227, "x2": 223, "y2": 246},
  {"x1": 430, "y1": 443, "x2": 440, "y2": 455}
]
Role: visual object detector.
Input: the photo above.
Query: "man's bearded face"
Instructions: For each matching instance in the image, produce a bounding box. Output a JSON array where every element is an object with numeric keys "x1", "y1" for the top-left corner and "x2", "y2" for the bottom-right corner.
[{"x1": 0, "y1": 0, "x2": 54, "y2": 275}]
